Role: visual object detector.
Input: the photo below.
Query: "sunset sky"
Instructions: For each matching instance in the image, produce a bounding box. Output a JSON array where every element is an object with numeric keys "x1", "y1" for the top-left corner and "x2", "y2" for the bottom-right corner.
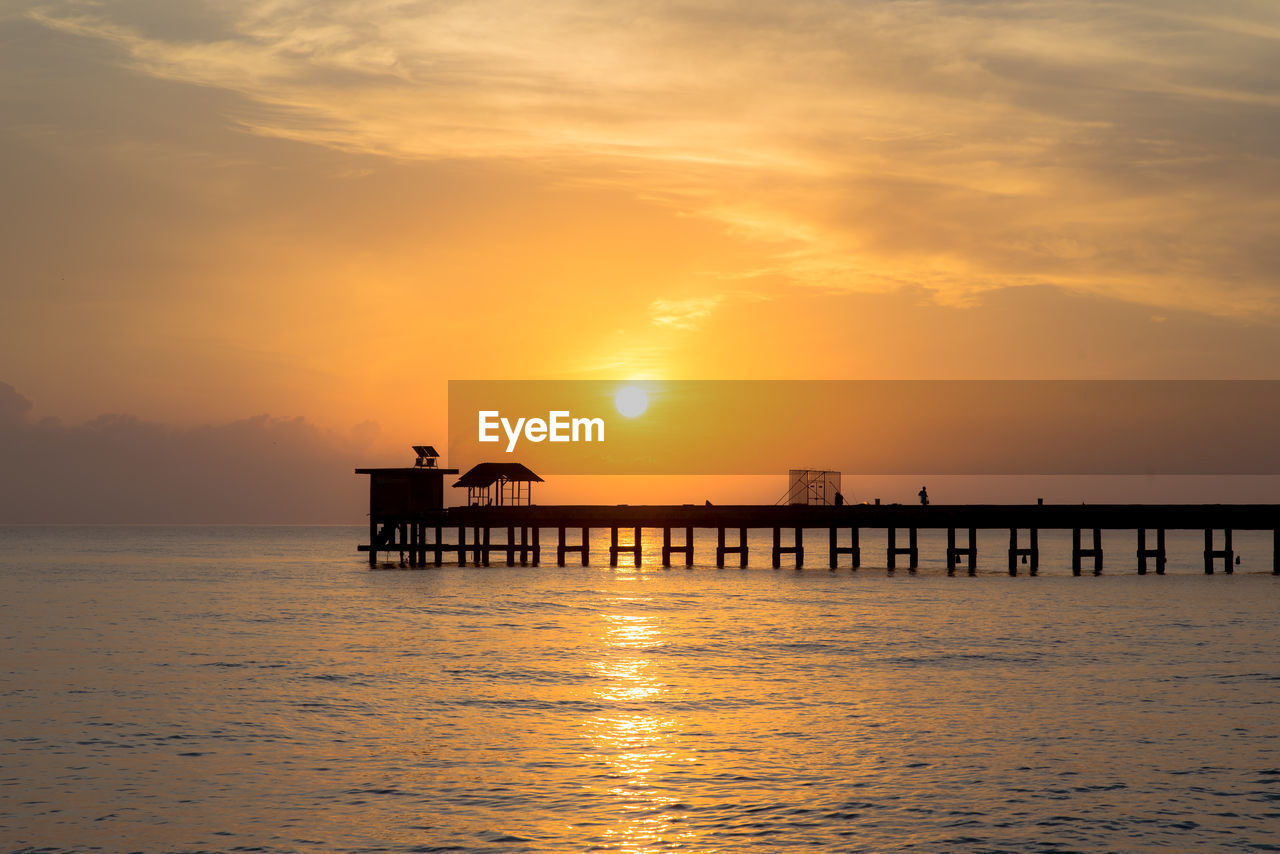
[{"x1": 3, "y1": 1, "x2": 1279, "y2": 520}]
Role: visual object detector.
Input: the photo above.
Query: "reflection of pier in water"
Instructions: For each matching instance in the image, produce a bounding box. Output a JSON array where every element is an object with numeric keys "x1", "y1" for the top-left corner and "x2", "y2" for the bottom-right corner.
[{"x1": 359, "y1": 503, "x2": 1280, "y2": 577}]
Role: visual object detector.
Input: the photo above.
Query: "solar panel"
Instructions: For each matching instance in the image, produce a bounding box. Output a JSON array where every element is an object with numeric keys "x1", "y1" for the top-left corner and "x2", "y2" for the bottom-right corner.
[{"x1": 412, "y1": 445, "x2": 439, "y2": 458}]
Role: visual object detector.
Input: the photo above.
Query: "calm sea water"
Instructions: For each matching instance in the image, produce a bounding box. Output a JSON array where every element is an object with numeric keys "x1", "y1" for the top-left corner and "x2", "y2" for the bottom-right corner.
[{"x1": 1, "y1": 525, "x2": 1278, "y2": 853}]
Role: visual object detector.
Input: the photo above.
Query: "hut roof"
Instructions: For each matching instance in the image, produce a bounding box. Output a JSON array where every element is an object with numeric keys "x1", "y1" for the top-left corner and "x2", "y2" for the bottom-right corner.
[{"x1": 452, "y1": 462, "x2": 544, "y2": 488}]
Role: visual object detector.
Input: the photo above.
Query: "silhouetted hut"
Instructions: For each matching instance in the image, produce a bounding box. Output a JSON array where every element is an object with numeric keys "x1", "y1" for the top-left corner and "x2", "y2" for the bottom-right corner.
[
  {"x1": 454, "y1": 463, "x2": 543, "y2": 506},
  {"x1": 357, "y1": 446, "x2": 459, "y2": 516}
]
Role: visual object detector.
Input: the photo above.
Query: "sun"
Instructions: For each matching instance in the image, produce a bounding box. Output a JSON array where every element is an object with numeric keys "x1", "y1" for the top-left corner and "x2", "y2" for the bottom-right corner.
[{"x1": 614, "y1": 386, "x2": 648, "y2": 418}]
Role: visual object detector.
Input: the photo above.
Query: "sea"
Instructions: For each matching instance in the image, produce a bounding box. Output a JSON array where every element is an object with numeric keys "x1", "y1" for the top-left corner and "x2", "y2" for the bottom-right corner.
[{"x1": 1, "y1": 525, "x2": 1278, "y2": 853}]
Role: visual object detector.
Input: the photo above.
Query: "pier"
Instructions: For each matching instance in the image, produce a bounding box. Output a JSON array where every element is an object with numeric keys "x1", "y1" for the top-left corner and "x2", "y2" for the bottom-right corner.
[{"x1": 358, "y1": 502, "x2": 1280, "y2": 575}]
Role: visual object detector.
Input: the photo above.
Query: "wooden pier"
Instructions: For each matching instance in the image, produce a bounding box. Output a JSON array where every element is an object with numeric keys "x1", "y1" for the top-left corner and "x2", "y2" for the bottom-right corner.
[{"x1": 359, "y1": 503, "x2": 1280, "y2": 575}]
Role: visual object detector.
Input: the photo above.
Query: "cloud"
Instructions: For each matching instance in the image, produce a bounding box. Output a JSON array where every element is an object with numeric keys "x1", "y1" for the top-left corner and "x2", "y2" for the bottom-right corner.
[
  {"x1": 0, "y1": 381, "x2": 380, "y2": 523},
  {"x1": 650, "y1": 295, "x2": 724, "y2": 330},
  {"x1": 15, "y1": 0, "x2": 1280, "y2": 321},
  {"x1": 0, "y1": 381, "x2": 33, "y2": 424}
]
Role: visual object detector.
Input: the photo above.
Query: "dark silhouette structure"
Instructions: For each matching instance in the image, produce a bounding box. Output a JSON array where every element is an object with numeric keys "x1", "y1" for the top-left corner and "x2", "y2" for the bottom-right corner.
[
  {"x1": 919, "y1": 486, "x2": 929, "y2": 506},
  {"x1": 356, "y1": 451, "x2": 1280, "y2": 576},
  {"x1": 356, "y1": 450, "x2": 459, "y2": 566},
  {"x1": 453, "y1": 463, "x2": 543, "y2": 507}
]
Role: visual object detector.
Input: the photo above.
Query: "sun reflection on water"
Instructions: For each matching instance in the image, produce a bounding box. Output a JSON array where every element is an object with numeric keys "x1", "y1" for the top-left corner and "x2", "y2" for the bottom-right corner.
[{"x1": 584, "y1": 600, "x2": 697, "y2": 851}]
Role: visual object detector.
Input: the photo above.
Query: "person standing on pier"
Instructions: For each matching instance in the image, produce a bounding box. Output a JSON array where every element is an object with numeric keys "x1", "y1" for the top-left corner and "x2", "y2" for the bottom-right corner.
[{"x1": 918, "y1": 486, "x2": 929, "y2": 506}]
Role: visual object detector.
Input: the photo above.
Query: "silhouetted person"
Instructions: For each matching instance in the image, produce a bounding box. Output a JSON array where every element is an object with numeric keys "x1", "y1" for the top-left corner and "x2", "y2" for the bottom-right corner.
[
  {"x1": 918, "y1": 486, "x2": 929, "y2": 506},
  {"x1": 835, "y1": 491, "x2": 845, "y2": 506}
]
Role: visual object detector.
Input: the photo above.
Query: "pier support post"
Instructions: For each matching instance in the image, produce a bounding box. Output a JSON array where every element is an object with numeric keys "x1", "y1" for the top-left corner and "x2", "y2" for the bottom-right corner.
[
  {"x1": 457, "y1": 526, "x2": 467, "y2": 566},
  {"x1": 556, "y1": 526, "x2": 589, "y2": 566},
  {"x1": 610, "y1": 527, "x2": 641, "y2": 567},
  {"x1": 481, "y1": 527, "x2": 491, "y2": 567},
  {"x1": 1204, "y1": 528, "x2": 1233, "y2": 574},
  {"x1": 772, "y1": 527, "x2": 804, "y2": 568},
  {"x1": 1137, "y1": 528, "x2": 1166, "y2": 575},
  {"x1": 1009, "y1": 528, "x2": 1039, "y2": 576},
  {"x1": 662, "y1": 526, "x2": 695, "y2": 567},
  {"x1": 887, "y1": 528, "x2": 918, "y2": 570},
  {"x1": 716, "y1": 527, "x2": 748, "y2": 567},
  {"x1": 828, "y1": 527, "x2": 861, "y2": 569},
  {"x1": 1275, "y1": 527, "x2": 1279, "y2": 575},
  {"x1": 1071, "y1": 528, "x2": 1102, "y2": 575},
  {"x1": 506, "y1": 526, "x2": 516, "y2": 566},
  {"x1": 947, "y1": 528, "x2": 977, "y2": 575},
  {"x1": 532, "y1": 526, "x2": 541, "y2": 566}
]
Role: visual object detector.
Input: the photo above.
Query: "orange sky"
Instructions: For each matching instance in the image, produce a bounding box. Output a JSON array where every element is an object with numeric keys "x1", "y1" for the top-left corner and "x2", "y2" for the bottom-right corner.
[{"x1": 2, "y1": 1, "x2": 1279, "y2": 519}]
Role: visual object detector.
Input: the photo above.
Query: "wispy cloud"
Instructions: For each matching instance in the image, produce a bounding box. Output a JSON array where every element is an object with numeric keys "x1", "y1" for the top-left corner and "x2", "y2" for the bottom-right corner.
[
  {"x1": 19, "y1": 0, "x2": 1280, "y2": 319},
  {"x1": 651, "y1": 295, "x2": 724, "y2": 330}
]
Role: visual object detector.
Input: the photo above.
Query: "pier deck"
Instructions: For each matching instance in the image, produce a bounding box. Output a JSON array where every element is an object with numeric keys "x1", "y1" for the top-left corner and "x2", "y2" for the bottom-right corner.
[{"x1": 360, "y1": 503, "x2": 1280, "y2": 575}]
